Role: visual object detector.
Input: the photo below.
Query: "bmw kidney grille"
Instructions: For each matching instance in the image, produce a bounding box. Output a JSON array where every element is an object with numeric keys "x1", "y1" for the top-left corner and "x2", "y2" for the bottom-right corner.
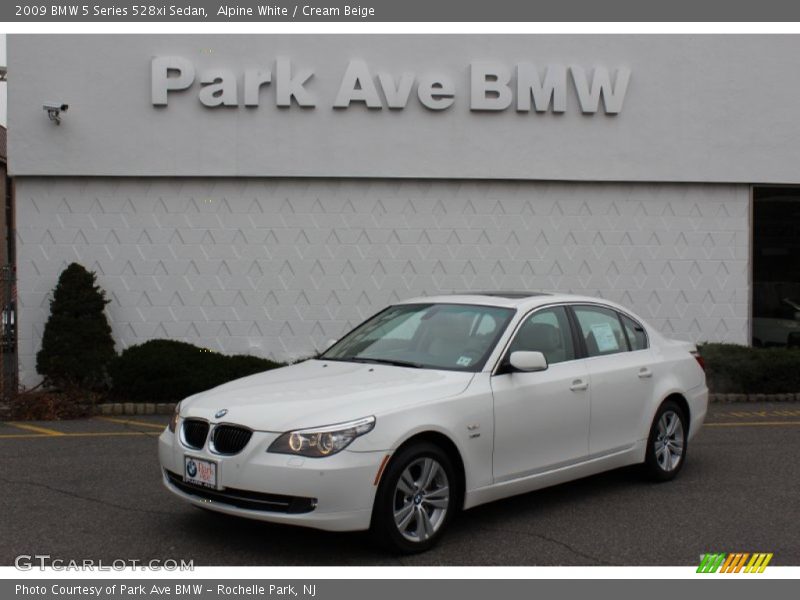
[
  {"x1": 210, "y1": 424, "x2": 253, "y2": 455},
  {"x1": 181, "y1": 419, "x2": 210, "y2": 449}
]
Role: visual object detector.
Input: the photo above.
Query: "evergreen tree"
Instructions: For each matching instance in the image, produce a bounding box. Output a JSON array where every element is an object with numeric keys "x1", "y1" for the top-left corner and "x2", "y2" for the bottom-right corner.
[{"x1": 36, "y1": 263, "x2": 116, "y2": 390}]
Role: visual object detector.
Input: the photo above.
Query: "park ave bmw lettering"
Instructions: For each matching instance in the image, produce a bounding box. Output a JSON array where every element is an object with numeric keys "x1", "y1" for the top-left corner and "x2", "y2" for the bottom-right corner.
[{"x1": 152, "y1": 57, "x2": 630, "y2": 114}]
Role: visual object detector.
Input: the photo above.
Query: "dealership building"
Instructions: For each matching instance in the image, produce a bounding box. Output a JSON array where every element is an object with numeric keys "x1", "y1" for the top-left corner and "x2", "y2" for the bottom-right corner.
[{"x1": 7, "y1": 35, "x2": 800, "y2": 385}]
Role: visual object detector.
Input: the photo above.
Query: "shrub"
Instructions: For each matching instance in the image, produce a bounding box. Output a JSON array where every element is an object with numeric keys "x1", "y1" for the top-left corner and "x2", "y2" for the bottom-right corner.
[
  {"x1": 36, "y1": 263, "x2": 116, "y2": 391},
  {"x1": 699, "y1": 343, "x2": 800, "y2": 394},
  {"x1": 108, "y1": 339, "x2": 282, "y2": 402},
  {"x1": 8, "y1": 388, "x2": 102, "y2": 420}
]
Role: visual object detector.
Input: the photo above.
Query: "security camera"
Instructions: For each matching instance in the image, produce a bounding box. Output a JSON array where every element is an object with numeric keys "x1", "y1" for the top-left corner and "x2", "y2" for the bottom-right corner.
[{"x1": 43, "y1": 102, "x2": 69, "y2": 125}]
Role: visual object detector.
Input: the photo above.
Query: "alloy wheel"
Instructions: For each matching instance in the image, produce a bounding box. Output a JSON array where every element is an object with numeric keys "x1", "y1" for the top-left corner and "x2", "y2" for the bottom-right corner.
[
  {"x1": 654, "y1": 410, "x2": 685, "y2": 472},
  {"x1": 392, "y1": 457, "x2": 450, "y2": 543}
]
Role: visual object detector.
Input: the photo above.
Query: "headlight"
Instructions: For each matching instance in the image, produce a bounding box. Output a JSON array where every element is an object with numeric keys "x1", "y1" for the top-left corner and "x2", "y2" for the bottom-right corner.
[
  {"x1": 168, "y1": 402, "x2": 181, "y2": 433},
  {"x1": 268, "y1": 416, "x2": 376, "y2": 458}
]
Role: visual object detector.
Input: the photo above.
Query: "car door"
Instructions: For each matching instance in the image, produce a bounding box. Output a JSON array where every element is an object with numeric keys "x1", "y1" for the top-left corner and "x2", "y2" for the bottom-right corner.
[
  {"x1": 490, "y1": 306, "x2": 590, "y2": 483},
  {"x1": 570, "y1": 304, "x2": 655, "y2": 457}
]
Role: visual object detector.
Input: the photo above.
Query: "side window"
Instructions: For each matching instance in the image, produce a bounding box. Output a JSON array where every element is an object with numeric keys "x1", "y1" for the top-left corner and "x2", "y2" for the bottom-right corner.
[
  {"x1": 509, "y1": 306, "x2": 576, "y2": 365},
  {"x1": 573, "y1": 305, "x2": 630, "y2": 357},
  {"x1": 620, "y1": 313, "x2": 648, "y2": 351}
]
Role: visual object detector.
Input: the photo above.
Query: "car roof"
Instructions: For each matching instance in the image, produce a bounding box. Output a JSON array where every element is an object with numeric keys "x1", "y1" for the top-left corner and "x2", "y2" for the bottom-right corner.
[{"x1": 396, "y1": 291, "x2": 617, "y2": 311}]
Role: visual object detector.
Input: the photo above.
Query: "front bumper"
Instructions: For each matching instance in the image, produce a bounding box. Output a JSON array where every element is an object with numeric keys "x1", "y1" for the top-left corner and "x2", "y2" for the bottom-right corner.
[{"x1": 158, "y1": 425, "x2": 385, "y2": 532}]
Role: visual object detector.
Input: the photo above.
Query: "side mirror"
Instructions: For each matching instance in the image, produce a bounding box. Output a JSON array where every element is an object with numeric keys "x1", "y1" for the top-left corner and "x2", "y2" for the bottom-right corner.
[{"x1": 509, "y1": 351, "x2": 548, "y2": 372}]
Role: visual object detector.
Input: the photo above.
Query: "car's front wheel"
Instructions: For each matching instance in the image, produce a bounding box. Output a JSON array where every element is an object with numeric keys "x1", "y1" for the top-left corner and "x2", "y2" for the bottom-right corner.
[
  {"x1": 644, "y1": 400, "x2": 688, "y2": 481},
  {"x1": 371, "y1": 441, "x2": 458, "y2": 554}
]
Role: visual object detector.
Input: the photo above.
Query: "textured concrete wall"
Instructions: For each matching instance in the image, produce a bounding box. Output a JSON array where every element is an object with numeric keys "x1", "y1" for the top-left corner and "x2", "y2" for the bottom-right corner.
[{"x1": 16, "y1": 177, "x2": 750, "y2": 386}]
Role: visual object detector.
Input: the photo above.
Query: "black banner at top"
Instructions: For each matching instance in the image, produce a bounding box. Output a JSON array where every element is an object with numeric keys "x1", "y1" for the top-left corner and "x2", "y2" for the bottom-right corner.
[{"x1": 4, "y1": 0, "x2": 800, "y2": 22}]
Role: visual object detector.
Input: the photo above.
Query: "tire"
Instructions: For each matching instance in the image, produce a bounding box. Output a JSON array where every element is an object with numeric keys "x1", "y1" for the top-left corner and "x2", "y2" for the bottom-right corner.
[
  {"x1": 370, "y1": 441, "x2": 459, "y2": 554},
  {"x1": 644, "y1": 400, "x2": 689, "y2": 481}
]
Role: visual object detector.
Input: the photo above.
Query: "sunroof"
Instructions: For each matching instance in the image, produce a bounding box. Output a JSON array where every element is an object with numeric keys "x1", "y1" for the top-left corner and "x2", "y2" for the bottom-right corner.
[{"x1": 471, "y1": 291, "x2": 551, "y2": 299}]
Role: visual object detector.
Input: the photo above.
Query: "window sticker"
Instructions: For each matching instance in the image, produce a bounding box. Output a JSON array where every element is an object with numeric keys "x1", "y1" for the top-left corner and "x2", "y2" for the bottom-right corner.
[
  {"x1": 590, "y1": 322, "x2": 619, "y2": 353},
  {"x1": 456, "y1": 356, "x2": 473, "y2": 367}
]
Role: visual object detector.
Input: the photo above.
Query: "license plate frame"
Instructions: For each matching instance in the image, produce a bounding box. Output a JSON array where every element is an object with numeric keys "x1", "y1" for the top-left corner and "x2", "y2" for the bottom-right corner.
[{"x1": 183, "y1": 455, "x2": 218, "y2": 489}]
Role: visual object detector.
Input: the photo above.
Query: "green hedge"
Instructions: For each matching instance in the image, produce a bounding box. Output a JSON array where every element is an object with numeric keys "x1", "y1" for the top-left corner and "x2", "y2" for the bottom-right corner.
[
  {"x1": 107, "y1": 340, "x2": 800, "y2": 400},
  {"x1": 109, "y1": 339, "x2": 283, "y2": 402},
  {"x1": 700, "y1": 343, "x2": 800, "y2": 394}
]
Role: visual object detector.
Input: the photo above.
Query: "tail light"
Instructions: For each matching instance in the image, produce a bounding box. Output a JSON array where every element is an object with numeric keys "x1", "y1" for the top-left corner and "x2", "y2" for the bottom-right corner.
[{"x1": 691, "y1": 350, "x2": 706, "y2": 372}]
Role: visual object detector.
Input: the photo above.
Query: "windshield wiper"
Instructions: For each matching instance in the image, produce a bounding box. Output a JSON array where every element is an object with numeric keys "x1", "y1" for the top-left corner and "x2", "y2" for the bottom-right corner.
[{"x1": 349, "y1": 357, "x2": 424, "y2": 369}]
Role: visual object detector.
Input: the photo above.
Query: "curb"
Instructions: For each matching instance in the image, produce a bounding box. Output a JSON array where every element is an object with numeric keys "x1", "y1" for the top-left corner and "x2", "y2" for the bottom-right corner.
[
  {"x1": 95, "y1": 402, "x2": 177, "y2": 416},
  {"x1": 709, "y1": 393, "x2": 800, "y2": 403}
]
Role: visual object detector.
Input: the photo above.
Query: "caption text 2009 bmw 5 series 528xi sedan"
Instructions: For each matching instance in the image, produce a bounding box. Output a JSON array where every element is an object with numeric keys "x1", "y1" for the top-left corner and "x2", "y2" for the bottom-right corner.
[{"x1": 159, "y1": 292, "x2": 708, "y2": 553}]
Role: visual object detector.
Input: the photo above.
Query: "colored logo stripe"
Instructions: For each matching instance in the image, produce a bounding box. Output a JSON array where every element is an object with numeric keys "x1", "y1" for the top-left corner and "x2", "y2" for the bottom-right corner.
[
  {"x1": 721, "y1": 553, "x2": 749, "y2": 573},
  {"x1": 746, "y1": 553, "x2": 773, "y2": 573},
  {"x1": 697, "y1": 553, "x2": 726, "y2": 573},
  {"x1": 697, "y1": 553, "x2": 773, "y2": 573}
]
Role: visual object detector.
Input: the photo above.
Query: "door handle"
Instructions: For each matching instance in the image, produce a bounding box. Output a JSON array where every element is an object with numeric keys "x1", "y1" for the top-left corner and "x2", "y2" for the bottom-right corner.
[
  {"x1": 569, "y1": 379, "x2": 589, "y2": 392},
  {"x1": 638, "y1": 367, "x2": 653, "y2": 379}
]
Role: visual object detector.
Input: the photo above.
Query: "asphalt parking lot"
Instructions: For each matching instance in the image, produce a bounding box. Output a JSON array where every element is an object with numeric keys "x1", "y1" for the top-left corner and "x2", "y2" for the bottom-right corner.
[{"x1": 1, "y1": 404, "x2": 799, "y2": 566}]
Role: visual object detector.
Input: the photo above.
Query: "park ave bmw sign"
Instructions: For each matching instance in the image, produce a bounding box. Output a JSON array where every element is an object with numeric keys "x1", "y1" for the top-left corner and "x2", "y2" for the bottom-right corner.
[{"x1": 151, "y1": 57, "x2": 631, "y2": 114}]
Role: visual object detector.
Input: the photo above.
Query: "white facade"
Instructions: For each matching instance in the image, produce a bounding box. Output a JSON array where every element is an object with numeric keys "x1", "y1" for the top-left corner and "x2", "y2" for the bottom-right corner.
[
  {"x1": 9, "y1": 34, "x2": 789, "y2": 385},
  {"x1": 15, "y1": 178, "x2": 749, "y2": 384}
]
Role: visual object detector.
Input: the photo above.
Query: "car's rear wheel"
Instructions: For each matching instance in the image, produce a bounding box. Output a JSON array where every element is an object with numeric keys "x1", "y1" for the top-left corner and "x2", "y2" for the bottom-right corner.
[
  {"x1": 644, "y1": 400, "x2": 688, "y2": 481},
  {"x1": 371, "y1": 441, "x2": 458, "y2": 554}
]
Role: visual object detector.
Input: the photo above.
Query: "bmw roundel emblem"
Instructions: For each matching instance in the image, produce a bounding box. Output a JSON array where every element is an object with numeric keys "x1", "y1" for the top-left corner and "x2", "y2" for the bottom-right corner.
[
  {"x1": 186, "y1": 460, "x2": 197, "y2": 478},
  {"x1": 214, "y1": 409, "x2": 228, "y2": 419}
]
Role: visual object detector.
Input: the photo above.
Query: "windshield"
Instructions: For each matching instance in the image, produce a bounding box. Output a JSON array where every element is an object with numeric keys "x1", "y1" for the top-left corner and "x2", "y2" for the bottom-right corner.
[{"x1": 321, "y1": 303, "x2": 516, "y2": 372}]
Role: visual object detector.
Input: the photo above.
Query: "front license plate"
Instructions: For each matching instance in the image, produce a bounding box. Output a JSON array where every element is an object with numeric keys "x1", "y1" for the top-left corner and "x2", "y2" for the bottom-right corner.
[{"x1": 184, "y1": 456, "x2": 217, "y2": 489}]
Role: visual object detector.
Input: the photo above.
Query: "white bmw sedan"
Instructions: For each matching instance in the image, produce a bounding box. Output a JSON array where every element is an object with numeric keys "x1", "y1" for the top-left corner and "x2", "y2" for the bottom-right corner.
[{"x1": 159, "y1": 292, "x2": 708, "y2": 553}]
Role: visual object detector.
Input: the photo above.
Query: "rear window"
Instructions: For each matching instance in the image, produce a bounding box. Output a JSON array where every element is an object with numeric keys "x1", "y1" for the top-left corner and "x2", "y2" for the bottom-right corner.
[
  {"x1": 619, "y1": 313, "x2": 649, "y2": 351},
  {"x1": 573, "y1": 305, "x2": 630, "y2": 357}
]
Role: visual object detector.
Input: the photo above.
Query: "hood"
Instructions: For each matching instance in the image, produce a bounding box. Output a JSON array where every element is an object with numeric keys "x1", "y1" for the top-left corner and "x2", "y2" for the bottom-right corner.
[{"x1": 181, "y1": 359, "x2": 475, "y2": 431}]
